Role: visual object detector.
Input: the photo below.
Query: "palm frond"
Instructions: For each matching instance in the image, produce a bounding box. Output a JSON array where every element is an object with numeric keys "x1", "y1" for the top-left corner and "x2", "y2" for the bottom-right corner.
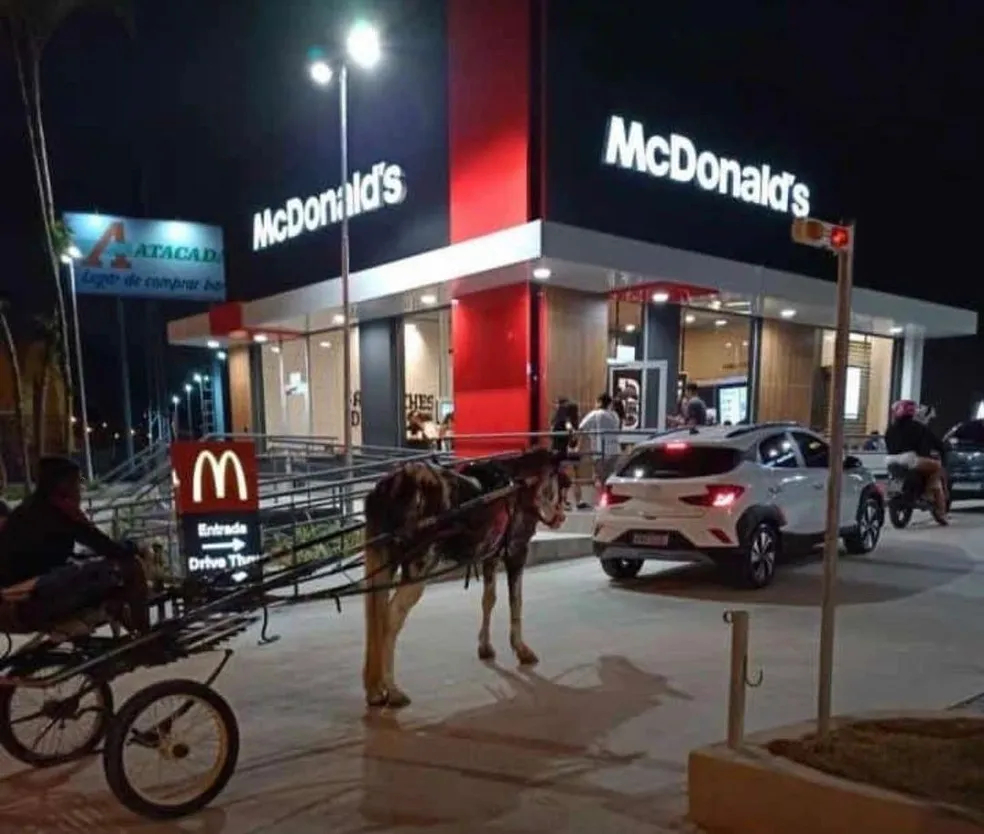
[{"x1": 1, "y1": 0, "x2": 134, "y2": 47}]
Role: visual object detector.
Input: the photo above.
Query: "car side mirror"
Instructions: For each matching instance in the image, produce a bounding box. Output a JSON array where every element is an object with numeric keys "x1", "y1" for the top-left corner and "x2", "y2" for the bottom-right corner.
[{"x1": 844, "y1": 455, "x2": 862, "y2": 470}]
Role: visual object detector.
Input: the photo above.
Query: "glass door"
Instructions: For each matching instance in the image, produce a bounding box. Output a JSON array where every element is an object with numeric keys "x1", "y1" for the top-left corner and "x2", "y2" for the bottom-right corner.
[{"x1": 607, "y1": 359, "x2": 669, "y2": 432}]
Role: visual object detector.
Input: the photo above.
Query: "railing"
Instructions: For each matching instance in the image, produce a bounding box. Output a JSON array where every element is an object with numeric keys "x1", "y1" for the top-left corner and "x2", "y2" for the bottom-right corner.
[
  {"x1": 82, "y1": 424, "x2": 890, "y2": 582},
  {"x1": 89, "y1": 438, "x2": 170, "y2": 488}
]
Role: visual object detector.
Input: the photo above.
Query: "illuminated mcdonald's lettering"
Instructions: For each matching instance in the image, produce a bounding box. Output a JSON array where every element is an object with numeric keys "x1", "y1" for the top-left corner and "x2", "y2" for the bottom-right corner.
[{"x1": 191, "y1": 450, "x2": 249, "y2": 504}]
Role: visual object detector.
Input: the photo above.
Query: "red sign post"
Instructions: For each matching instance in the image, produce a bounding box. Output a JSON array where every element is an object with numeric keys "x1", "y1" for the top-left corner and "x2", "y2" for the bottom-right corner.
[{"x1": 170, "y1": 441, "x2": 262, "y2": 577}]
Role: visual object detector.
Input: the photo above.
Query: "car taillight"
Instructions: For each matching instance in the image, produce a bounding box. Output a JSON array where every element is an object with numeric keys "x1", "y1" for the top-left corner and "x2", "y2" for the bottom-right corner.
[
  {"x1": 680, "y1": 485, "x2": 745, "y2": 508},
  {"x1": 598, "y1": 486, "x2": 630, "y2": 508}
]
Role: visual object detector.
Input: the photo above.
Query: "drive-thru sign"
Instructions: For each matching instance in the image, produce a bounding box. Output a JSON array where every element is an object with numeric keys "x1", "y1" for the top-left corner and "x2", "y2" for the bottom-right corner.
[{"x1": 170, "y1": 441, "x2": 262, "y2": 577}]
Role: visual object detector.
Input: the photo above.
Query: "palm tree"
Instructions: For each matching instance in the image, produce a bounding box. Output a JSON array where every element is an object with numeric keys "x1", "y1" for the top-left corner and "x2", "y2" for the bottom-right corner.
[
  {"x1": 31, "y1": 314, "x2": 62, "y2": 461},
  {"x1": 0, "y1": 0, "x2": 132, "y2": 451},
  {"x1": 0, "y1": 296, "x2": 33, "y2": 490}
]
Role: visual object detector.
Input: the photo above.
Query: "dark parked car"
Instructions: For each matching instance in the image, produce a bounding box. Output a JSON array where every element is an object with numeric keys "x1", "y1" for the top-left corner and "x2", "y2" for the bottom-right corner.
[{"x1": 944, "y1": 419, "x2": 984, "y2": 501}]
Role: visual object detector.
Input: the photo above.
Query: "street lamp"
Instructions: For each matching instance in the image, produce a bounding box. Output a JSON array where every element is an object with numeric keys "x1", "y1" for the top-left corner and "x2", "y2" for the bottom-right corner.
[
  {"x1": 171, "y1": 394, "x2": 180, "y2": 441},
  {"x1": 60, "y1": 245, "x2": 93, "y2": 482},
  {"x1": 308, "y1": 20, "x2": 382, "y2": 471},
  {"x1": 184, "y1": 383, "x2": 193, "y2": 438},
  {"x1": 193, "y1": 373, "x2": 210, "y2": 435}
]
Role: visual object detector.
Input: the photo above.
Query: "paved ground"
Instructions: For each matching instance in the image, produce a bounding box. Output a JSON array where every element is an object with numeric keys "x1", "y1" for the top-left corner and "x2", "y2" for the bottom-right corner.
[{"x1": 5, "y1": 506, "x2": 984, "y2": 833}]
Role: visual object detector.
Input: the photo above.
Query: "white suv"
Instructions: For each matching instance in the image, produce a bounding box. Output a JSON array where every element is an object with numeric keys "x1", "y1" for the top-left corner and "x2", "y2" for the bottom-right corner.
[{"x1": 593, "y1": 422, "x2": 885, "y2": 588}]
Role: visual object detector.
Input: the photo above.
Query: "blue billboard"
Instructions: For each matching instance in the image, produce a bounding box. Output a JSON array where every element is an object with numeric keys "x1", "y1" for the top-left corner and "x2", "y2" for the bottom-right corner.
[{"x1": 63, "y1": 213, "x2": 226, "y2": 302}]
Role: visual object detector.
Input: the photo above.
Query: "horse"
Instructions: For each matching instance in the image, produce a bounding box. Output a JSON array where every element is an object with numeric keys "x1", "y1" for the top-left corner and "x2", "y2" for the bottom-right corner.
[{"x1": 361, "y1": 446, "x2": 567, "y2": 708}]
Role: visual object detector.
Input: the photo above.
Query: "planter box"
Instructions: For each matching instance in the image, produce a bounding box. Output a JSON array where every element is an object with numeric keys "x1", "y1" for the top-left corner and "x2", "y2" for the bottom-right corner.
[{"x1": 688, "y1": 712, "x2": 984, "y2": 834}]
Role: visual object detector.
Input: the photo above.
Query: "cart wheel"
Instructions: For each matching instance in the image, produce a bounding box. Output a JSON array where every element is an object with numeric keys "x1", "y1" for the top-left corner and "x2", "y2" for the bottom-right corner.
[
  {"x1": 103, "y1": 679, "x2": 239, "y2": 820},
  {"x1": 0, "y1": 666, "x2": 113, "y2": 767}
]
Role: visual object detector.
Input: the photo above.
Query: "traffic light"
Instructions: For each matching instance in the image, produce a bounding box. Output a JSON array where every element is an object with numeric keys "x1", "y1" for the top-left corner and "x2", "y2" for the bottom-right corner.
[
  {"x1": 828, "y1": 225, "x2": 850, "y2": 250},
  {"x1": 791, "y1": 217, "x2": 852, "y2": 253},
  {"x1": 791, "y1": 218, "x2": 826, "y2": 246}
]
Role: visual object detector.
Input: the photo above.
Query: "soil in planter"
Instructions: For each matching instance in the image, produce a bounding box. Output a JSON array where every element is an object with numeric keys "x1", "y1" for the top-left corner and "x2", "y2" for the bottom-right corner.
[{"x1": 768, "y1": 717, "x2": 984, "y2": 814}]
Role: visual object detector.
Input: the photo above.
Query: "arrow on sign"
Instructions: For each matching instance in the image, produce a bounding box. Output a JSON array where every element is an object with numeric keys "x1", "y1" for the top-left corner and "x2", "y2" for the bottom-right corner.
[{"x1": 202, "y1": 538, "x2": 247, "y2": 553}]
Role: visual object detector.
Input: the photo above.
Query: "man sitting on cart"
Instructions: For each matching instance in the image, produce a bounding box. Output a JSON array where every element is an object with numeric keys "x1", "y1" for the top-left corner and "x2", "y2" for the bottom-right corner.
[{"x1": 0, "y1": 456, "x2": 150, "y2": 635}]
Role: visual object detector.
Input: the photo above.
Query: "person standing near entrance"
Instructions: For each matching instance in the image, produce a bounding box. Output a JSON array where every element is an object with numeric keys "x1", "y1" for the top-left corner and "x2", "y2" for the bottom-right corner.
[
  {"x1": 550, "y1": 399, "x2": 588, "y2": 509},
  {"x1": 682, "y1": 383, "x2": 708, "y2": 426},
  {"x1": 578, "y1": 393, "x2": 622, "y2": 488}
]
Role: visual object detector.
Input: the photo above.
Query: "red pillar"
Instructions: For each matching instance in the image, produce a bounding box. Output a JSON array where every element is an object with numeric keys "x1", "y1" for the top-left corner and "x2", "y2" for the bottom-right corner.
[
  {"x1": 452, "y1": 284, "x2": 533, "y2": 458},
  {"x1": 447, "y1": 0, "x2": 531, "y2": 243}
]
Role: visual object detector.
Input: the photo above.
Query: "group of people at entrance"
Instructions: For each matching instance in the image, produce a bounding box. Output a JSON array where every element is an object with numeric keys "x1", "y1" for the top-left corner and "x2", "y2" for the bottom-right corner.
[{"x1": 549, "y1": 392, "x2": 625, "y2": 509}]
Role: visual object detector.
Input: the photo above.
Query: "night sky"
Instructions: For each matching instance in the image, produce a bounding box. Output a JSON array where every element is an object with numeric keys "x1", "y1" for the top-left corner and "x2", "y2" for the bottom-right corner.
[{"x1": 0, "y1": 0, "x2": 981, "y2": 427}]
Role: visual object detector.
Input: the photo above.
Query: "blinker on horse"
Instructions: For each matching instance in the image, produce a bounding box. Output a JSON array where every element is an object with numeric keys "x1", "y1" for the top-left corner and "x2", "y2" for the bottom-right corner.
[{"x1": 361, "y1": 447, "x2": 567, "y2": 708}]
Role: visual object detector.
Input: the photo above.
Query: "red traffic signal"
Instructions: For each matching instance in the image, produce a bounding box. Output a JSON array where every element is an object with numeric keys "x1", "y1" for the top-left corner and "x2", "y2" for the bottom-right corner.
[
  {"x1": 828, "y1": 225, "x2": 850, "y2": 250},
  {"x1": 791, "y1": 218, "x2": 852, "y2": 252}
]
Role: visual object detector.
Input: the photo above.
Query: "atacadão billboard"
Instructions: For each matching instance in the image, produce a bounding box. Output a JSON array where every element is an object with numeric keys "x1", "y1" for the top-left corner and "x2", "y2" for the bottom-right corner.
[{"x1": 63, "y1": 212, "x2": 226, "y2": 302}]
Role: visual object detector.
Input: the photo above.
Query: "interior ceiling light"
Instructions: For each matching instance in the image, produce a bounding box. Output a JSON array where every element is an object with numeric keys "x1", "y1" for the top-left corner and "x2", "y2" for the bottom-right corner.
[
  {"x1": 332, "y1": 313, "x2": 345, "y2": 325},
  {"x1": 319, "y1": 341, "x2": 332, "y2": 349},
  {"x1": 780, "y1": 308, "x2": 797, "y2": 318},
  {"x1": 651, "y1": 291, "x2": 669, "y2": 303},
  {"x1": 714, "y1": 319, "x2": 727, "y2": 327},
  {"x1": 420, "y1": 293, "x2": 437, "y2": 305},
  {"x1": 206, "y1": 339, "x2": 220, "y2": 349},
  {"x1": 889, "y1": 326, "x2": 904, "y2": 335},
  {"x1": 709, "y1": 299, "x2": 722, "y2": 310},
  {"x1": 532, "y1": 266, "x2": 551, "y2": 280},
  {"x1": 684, "y1": 314, "x2": 696, "y2": 324},
  {"x1": 624, "y1": 323, "x2": 637, "y2": 332},
  {"x1": 253, "y1": 333, "x2": 268, "y2": 343}
]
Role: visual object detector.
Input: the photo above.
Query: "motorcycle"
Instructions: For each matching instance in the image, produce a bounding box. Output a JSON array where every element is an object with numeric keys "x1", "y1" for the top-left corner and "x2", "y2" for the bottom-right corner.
[{"x1": 884, "y1": 458, "x2": 951, "y2": 529}]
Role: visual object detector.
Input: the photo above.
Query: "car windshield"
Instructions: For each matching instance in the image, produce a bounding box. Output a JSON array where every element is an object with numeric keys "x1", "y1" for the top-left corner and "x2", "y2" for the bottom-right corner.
[{"x1": 617, "y1": 444, "x2": 742, "y2": 480}]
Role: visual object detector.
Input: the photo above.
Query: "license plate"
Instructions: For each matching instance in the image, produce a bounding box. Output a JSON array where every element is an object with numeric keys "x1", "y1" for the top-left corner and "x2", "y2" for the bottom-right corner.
[
  {"x1": 632, "y1": 532, "x2": 669, "y2": 547},
  {"x1": 953, "y1": 481, "x2": 984, "y2": 491}
]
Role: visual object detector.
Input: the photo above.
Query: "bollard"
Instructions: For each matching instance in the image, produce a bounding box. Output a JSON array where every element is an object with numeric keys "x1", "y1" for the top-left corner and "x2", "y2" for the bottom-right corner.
[{"x1": 723, "y1": 609, "x2": 762, "y2": 749}]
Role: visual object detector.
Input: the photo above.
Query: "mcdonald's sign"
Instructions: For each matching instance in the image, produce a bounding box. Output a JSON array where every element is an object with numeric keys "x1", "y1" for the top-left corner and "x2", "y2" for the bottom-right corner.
[{"x1": 170, "y1": 441, "x2": 259, "y2": 515}]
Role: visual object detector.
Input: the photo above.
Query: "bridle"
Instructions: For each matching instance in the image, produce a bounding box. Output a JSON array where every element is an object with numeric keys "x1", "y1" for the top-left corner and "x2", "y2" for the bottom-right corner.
[{"x1": 518, "y1": 468, "x2": 565, "y2": 527}]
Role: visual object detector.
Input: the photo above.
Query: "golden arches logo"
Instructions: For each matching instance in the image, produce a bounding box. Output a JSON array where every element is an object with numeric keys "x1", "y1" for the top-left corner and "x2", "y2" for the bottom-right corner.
[{"x1": 191, "y1": 450, "x2": 248, "y2": 504}]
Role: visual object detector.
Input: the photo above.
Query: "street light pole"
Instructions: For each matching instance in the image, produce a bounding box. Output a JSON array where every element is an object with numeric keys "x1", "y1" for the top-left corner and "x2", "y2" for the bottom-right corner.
[
  {"x1": 791, "y1": 215, "x2": 856, "y2": 742},
  {"x1": 184, "y1": 384, "x2": 193, "y2": 438},
  {"x1": 65, "y1": 257, "x2": 94, "y2": 482},
  {"x1": 816, "y1": 222, "x2": 856, "y2": 739},
  {"x1": 338, "y1": 62, "x2": 353, "y2": 472}
]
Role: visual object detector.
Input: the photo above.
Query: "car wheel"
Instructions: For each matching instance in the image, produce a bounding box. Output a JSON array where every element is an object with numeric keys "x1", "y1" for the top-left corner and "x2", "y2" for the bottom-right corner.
[
  {"x1": 735, "y1": 522, "x2": 779, "y2": 589},
  {"x1": 600, "y1": 557, "x2": 643, "y2": 580},
  {"x1": 888, "y1": 498, "x2": 912, "y2": 529},
  {"x1": 843, "y1": 493, "x2": 882, "y2": 554}
]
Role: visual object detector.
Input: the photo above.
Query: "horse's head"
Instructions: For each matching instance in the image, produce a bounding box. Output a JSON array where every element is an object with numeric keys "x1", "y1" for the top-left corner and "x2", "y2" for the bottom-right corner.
[{"x1": 507, "y1": 446, "x2": 567, "y2": 529}]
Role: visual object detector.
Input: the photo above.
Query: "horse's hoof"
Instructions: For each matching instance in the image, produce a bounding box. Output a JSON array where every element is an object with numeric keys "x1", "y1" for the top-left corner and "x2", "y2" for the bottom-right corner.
[
  {"x1": 478, "y1": 643, "x2": 496, "y2": 661},
  {"x1": 365, "y1": 688, "x2": 389, "y2": 708},
  {"x1": 386, "y1": 688, "x2": 412, "y2": 709},
  {"x1": 515, "y1": 645, "x2": 539, "y2": 666}
]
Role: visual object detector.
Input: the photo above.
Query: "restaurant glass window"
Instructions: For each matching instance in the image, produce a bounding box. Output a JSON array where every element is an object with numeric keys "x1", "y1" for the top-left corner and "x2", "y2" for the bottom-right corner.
[
  {"x1": 403, "y1": 308, "x2": 452, "y2": 444},
  {"x1": 679, "y1": 308, "x2": 752, "y2": 425},
  {"x1": 307, "y1": 325, "x2": 362, "y2": 446},
  {"x1": 819, "y1": 331, "x2": 894, "y2": 444}
]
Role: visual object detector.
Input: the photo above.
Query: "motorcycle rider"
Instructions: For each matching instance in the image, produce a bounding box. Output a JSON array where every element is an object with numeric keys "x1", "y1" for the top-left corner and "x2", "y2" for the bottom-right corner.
[{"x1": 884, "y1": 399, "x2": 948, "y2": 524}]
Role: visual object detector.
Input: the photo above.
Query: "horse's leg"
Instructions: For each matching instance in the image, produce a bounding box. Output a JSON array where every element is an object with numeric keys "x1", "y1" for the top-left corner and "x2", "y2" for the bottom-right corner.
[
  {"x1": 505, "y1": 544, "x2": 538, "y2": 666},
  {"x1": 477, "y1": 558, "x2": 498, "y2": 661},
  {"x1": 362, "y1": 541, "x2": 392, "y2": 708},
  {"x1": 381, "y1": 560, "x2": 427, "y2": 708}
]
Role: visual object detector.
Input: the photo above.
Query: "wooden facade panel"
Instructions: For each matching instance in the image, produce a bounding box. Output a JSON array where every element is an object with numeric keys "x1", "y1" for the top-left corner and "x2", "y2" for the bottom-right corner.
[
  {"x1": 756, "y1": 319, "x2": 818, "y2": 425},
  {"x1": 540, "y1": 286, "x2": 608, "y2": 428},
  {"x1": 228, "y1": 345, "x2": 253, "y2": 435}
]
